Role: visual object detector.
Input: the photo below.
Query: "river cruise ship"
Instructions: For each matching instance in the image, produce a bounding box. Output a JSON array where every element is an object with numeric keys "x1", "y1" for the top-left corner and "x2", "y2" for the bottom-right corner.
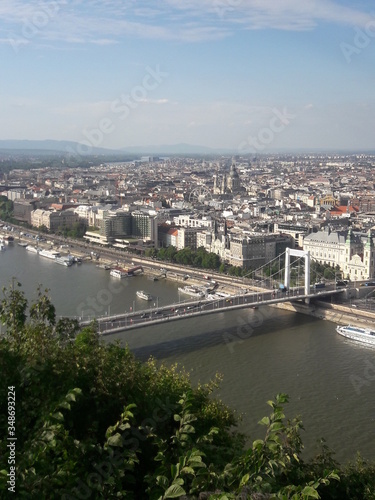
[
  {"x1": 336, "y1": 325, "x2": 375, "y2": 346},
  {"x1": 136, "y1": 290, "x2": 153, "y2": 301}
]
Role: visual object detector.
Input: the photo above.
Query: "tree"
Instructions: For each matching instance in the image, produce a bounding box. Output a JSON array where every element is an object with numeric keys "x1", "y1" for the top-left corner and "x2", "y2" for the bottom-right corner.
[
  {"x1": 219, "y1": 263, "x2": 226, "y2": 273},
  {"x1": 0, "y1": 280, "x2": 28, "y2": 339},
  {"x1": 1, "y1": 285, "x2": 375, "y2": 498}
]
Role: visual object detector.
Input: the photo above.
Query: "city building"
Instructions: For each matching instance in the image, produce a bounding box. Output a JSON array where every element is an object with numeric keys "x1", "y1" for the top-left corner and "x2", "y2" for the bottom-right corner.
[{"x1": 303, "y1": 227, "x2": 375, "y2": 281}]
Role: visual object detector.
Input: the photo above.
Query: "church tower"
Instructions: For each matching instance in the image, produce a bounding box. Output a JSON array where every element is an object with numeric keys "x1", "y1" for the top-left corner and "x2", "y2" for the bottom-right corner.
[
  {"x1": 227, "y1": 161, "x2": 240, "y2": 193},
  {"x1": 364, "y1": 229, "x2": 374, "y2": 278}
]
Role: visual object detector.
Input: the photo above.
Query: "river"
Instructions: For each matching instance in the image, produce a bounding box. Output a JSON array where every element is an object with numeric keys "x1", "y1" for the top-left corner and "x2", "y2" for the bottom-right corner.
[{"x1": 1, "y1": 243, "x2": 374, "y2": 464}]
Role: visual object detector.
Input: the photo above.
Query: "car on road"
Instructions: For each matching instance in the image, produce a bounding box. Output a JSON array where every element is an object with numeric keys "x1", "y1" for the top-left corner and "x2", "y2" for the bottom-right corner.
[
  {"x1": 336, "y1": 280, "x2": 348, "y2": 287},
  {"x1": 314, "y1": 282, "x2": 326, "y2": 289}
]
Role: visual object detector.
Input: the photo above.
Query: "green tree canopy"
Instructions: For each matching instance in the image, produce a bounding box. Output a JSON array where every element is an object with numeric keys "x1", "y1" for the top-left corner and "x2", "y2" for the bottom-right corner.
[{"x1": 0, "y1": 283, "x2": 374, "y2": 499}]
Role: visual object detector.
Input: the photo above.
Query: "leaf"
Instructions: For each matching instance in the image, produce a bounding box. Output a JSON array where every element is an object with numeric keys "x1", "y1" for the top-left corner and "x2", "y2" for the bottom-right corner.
[
  {"x1": 51, "y1": 411, "x2": 64, "y2": 422},
  {"x1": 181, "y1": 425, "x2": 195, "y2": 434},
  {"x1": 269, "y1": 422, "x2": 284, "y2": 432},
  {"x1": 66, "y1": 392, "x2": 77, "y2": 402},
  {"x1": 107, "y1": 433, "x2": 123, "y2": 447},
  {"x1": 58, "y1": 401, "x2": 71, "y2": 410},
  {"x1": 156, "y1": 475, "x2": 169, "y2": 489},
  {"x1": 42, "y1": 431, "x2": 55, "y2": 442},
  {"x1": 252, "y1": 439, "x2": 264, "y2": 449},
  {"x1": 163, "y1": 484, "x2": 186, "y2": 499},
  {"x1": 258, "y1": 416, "x2": 270, "y2": 426},
  {"x1": 328, "y1": 472, "x2": 340, "y2": 481},
  {"x1": 301, "y1": 486, "x2": 320, "y2": 498},
  {"x1": 239, "y1": 473, "x2": 250, "y2": 487},
  {"x1": 180, "y1": 466, "x2": 195, "y2": 475}
]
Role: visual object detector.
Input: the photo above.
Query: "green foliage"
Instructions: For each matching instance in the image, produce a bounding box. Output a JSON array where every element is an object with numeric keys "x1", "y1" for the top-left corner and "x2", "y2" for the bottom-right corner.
[
  {"x1": 0, "y1": 280, "x2": 28, "y2": 338},
  {"x1": 310, "y1": 262, "x2": 340, "y2": 284},
  {"x1": 57, "y1": 220, "x2": 87, "y2": 239},
  {"x1": 156, "y1": 246, "x2": 221, "y2": 271},
  {"x1": 0, "y1": 197, "x2": 14, "y2": 221},
  {"x1": 0, "y1": 284, "x2": 374, "y2": 498}
]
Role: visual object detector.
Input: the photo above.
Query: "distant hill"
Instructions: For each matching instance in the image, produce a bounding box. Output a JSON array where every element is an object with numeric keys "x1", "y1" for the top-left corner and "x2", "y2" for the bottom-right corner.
[
  {"x1": 0, "y1": 140, "x2": 122, "y2": 156},
  {"x1": 121, "y1": 143, "x2": 235, "y2": 155},
  {"x1": 2, "y1": 140, "x2": 372, "y2": 157},
  {"x1": 0, "y1": 140, "x2": 235, "y2": 156}
]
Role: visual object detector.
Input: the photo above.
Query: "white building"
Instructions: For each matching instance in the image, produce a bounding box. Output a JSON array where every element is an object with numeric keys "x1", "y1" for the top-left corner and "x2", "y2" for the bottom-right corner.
[{"x1": 303, "y1": 227, "x2": 375, "y2": 281}]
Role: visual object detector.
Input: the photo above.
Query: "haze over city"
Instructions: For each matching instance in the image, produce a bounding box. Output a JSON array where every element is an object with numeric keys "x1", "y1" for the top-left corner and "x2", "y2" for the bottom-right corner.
[{"x1": 0, "y1": 0, "x2": 375, "y2": 153}]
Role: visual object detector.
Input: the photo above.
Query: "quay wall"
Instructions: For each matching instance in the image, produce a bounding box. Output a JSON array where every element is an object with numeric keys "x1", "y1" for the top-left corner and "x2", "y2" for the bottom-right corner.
[{"x1": 274, "y1": 301, "x2": 375, "y2": 329}]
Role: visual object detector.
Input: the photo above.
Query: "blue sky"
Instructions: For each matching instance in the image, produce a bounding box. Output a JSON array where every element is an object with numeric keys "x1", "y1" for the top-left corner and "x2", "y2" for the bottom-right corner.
[{"x1": 0, "y1": 0, "x2": 374, "y2": 152}]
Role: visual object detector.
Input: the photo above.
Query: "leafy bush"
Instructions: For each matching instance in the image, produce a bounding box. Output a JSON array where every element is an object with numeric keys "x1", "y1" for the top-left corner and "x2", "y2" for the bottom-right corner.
[{"x1": 0, "y1": 284, "x2": 374, "y2": 498}]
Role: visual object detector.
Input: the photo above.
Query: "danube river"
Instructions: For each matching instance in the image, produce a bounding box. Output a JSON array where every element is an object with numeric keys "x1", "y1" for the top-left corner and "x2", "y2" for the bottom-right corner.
[{"x1": 1, "y1": 243, "x2": 375, "y2": 464}]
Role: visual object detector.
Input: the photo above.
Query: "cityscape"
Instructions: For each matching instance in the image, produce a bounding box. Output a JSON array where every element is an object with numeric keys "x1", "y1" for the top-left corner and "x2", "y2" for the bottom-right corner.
[
  {"x1": 1, "y1": 0, "x2": 375, "y2": 498},
  {"x1": 2, "y1": 150, "x2": 375, "y2": 285}
]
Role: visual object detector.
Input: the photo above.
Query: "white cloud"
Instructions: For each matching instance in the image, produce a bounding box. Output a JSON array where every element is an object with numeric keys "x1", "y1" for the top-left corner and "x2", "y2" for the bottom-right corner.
[{"x1": 0, "y1": 0, "x2": 373, "y2": 48}]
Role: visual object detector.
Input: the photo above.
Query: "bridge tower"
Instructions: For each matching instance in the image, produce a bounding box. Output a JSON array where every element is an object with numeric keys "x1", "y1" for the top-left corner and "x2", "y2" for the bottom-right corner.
[{"x1": 284, "y1": 248, "x2": 310, "y2": 299}]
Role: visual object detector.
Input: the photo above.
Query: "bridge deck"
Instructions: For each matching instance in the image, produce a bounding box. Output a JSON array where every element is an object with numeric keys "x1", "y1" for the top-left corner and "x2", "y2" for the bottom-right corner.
[{"x1": 80, "y1": 288, "x2": 344, "y2": 335}]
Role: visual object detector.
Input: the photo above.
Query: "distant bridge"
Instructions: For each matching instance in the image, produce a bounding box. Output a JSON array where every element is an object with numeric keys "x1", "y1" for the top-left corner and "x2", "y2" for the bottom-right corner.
[
  {"x1": 81, "y1": 287, "x2": 344, "y2": 335},
  {"x1": 79, "y1": 247, "x2": 349, "y2": 334}
]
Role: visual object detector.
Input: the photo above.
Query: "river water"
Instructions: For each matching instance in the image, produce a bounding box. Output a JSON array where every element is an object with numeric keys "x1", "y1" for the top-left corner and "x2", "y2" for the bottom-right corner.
[{"x1": 1, "y1": 243, "x2": 375, "y2": 464}]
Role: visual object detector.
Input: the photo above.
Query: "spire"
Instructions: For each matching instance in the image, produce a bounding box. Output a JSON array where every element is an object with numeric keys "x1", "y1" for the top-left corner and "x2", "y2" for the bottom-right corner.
[
  {"x1": 346, "y1": 227, "x2": 353, "y2": 245},
  {"x1": 365, "y1": 229, "x2": 373, "y2": 248}
]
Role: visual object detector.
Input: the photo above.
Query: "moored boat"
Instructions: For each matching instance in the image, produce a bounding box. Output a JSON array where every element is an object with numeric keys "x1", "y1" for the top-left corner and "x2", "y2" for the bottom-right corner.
[
  {"x1": 336, "y1": 325, "x2": 375, "y2": 346},
  {"x1": 136, "y1": 290, "x2": 152, "y2": 301},
  {"x1": 178, "y1": 286, "x2": 205, "y2": 298},
  {"x1": 55, "y1": 256, "x2": 74, "y2": 267},
  {"x1": 26, "y1": 245, "x2": 39, "y2": 253},
  {"x1": 110, "y1": 267, "x2": 129, "y2": 278},
  {"x1": 39, "y1": 249, "x2": 61, "y2": 259}
]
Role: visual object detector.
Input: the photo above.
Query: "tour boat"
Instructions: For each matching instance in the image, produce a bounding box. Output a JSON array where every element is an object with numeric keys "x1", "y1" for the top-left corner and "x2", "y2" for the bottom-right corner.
[
  {"x1": 336, "y1": 325, "x2": 375, "y2": 346},
  {"x1": 136, "y1": 290, "x2": 153, "y2": 301}
]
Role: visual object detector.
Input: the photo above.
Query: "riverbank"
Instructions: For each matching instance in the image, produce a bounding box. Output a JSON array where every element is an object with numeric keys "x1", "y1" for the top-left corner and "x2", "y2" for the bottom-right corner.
[{"x1": 274, "y1": 300, "x2": 375, "y2": 330}]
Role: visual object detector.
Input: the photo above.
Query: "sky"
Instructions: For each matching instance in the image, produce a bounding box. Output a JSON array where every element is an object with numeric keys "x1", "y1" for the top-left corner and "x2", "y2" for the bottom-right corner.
[{"x1": 0, "y1": 0, "x2": 375, "y2": 153}]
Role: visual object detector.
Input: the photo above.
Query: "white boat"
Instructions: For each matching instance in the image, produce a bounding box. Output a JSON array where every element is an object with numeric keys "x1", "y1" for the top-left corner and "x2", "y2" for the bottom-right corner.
[
  {"x1": 26, "y1": 245, "x2": 39, "y2": 253},
  {"x1": 336, "y1": 325, "x2": 375, "y2": 346},
  {"x1": 39, "y1": 249, "x2": 61, "y2": 260},
  {"x1": 136, "y1": 290, "x2": 152, "y2": 301},
  {"x1": 55, "y1": 256, "x2": 73, "y2": 267},
  {"x1": 110, "y1": 268, "x2": 129, "y2": 278},
  {"x1": 178, "y1": 286, "x2": 205, "y2": 298},
  {"x1": 0, "y1": 240, "x2": 5, "y2": 251}
]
